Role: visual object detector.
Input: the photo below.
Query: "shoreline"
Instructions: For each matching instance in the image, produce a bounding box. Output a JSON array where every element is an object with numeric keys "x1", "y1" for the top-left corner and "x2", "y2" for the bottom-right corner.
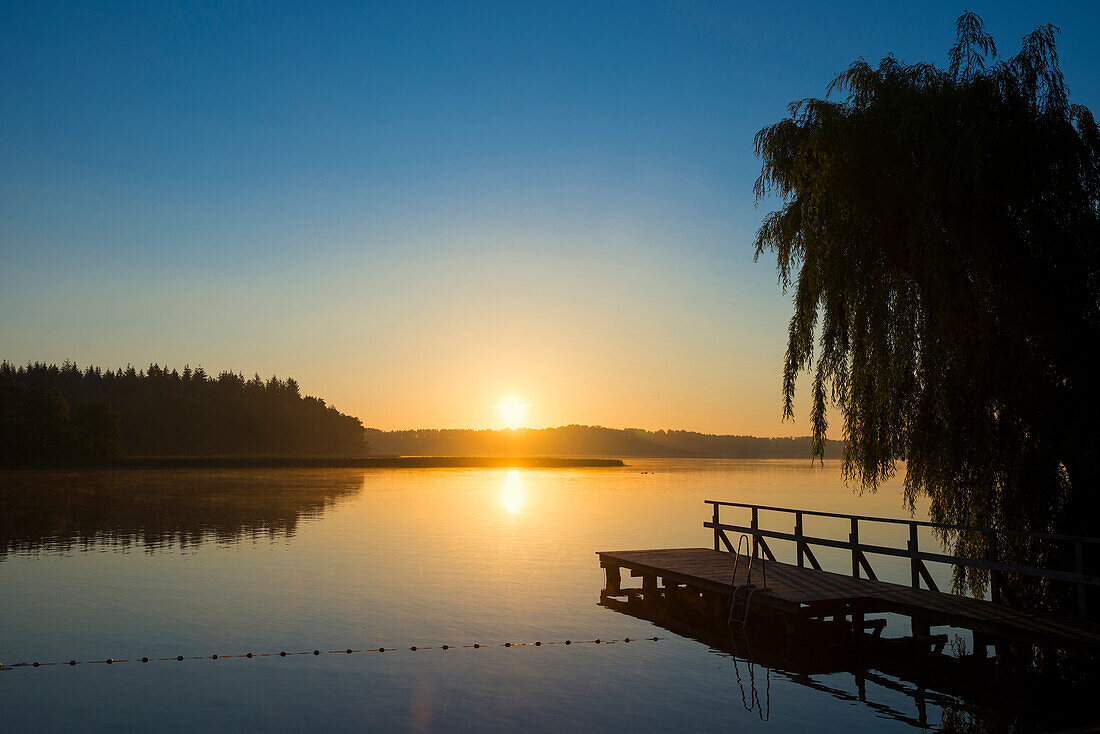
[{"x1": 3, "y1": 456, "x2": 626, "y2": 470}]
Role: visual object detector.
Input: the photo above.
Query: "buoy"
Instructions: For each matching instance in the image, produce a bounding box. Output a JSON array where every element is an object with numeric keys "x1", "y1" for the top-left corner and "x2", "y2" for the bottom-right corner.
[
  {"x1": 441, "y1": 645, "x2": 449, "y2": 650},
  {"x1": 345, "y1": 649, "x2": 352, "y2": 654},
  {"x1": 106, "y1": 659, "x2": 114, "y2": 664},
  {"x1": 69, "y1": 660, "x2": 77, "y2": 666},
  {"x1": 565, "y1": 640, "x2": 571, "y2": 645},
  {"x1": 212, "y1": 654, "x2": 218, "y2": 660},
  {"x1": 176, "y1": 656, "x2": 184, "y2": 661},
  {"x1": 246, "y1": 652, "x2": 253, "y2": 658},
  {"x1": 313, "y1": 650, "x2": 320, "y2": 655},
  {"x1": 280, "y1": 651, "x2": 287, "y2": 657},
  {"x1": 142, "y1": 657, "x2": 149, "y2": 663}
]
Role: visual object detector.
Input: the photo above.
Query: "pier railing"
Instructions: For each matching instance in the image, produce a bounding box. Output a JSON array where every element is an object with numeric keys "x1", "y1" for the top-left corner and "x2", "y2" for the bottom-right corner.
[{"x1": 704, "y1": 500, "x2": 1100, "y2": 617}]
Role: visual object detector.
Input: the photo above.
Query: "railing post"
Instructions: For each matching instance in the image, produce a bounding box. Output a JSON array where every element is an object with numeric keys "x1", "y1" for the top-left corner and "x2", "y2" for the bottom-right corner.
[
  {"x1": 850, "y1": 517, "x2": 860, "y2": 579},
  {"x1": 909, "y1": 523, "x2": 919, "y2": 589},
  {"x1": 795, "y1": 511, "x2": 805, "y2": 568},
  {"x1": 751, "y1": 506, "x2": 760, "y2": 560},
  {"x1": 1076, "y1": 540, "x2": 1087, "y2": 618},
  {"x1": 712, "y1": 503, "x2": 720, "y2": 552}
]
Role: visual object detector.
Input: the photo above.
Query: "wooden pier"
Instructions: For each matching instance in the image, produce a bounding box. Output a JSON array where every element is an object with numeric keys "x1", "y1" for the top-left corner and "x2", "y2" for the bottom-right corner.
[{"x1": 598, "y1": 501, "x2": 1100, "y2": 658}]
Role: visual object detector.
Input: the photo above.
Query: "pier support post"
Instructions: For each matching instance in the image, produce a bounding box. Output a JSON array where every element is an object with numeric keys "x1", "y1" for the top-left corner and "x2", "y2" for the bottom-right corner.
[
  {"x1": 603, "y1": 564, "x2": 620, "y2": 594},
  {"x1": 972, "y1": 631, "x2": 988, "y2": 658},
  {"x1": 782, "y1": 616, "x2": 800, "y2": 647}
]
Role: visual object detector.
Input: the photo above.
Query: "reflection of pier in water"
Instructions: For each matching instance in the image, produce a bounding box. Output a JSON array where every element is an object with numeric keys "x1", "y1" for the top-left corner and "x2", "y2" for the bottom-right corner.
[
  {"x1": 0, "y1": 470, "x2": 362, "y2": 558},
  {"x1": 601, "y1": 583, "x2": 1093, "y2": 730}
]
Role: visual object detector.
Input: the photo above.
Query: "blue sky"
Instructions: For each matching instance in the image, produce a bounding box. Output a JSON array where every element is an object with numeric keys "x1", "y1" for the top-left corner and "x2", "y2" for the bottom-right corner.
[{"x1": 3, "y1": 1, "x2": 1098, "y2": 432}]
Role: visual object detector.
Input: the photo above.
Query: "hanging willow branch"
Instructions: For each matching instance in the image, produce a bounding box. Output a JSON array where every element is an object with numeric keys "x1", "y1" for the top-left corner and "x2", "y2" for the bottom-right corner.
[{"x1": 753, "y1": 13, "x2": 1100, "y2": 598}]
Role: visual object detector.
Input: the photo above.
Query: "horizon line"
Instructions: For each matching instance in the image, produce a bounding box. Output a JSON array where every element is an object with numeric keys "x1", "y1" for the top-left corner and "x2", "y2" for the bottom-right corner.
[{"x1": 362, "y1": 425, "x2": 844, "y2": 441}]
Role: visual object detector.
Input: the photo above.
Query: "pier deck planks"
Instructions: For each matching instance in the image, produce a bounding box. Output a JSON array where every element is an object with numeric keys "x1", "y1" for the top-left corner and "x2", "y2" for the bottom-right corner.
[{"x1": 597, "y1": 547, "x2": 1100, "y2": 652}]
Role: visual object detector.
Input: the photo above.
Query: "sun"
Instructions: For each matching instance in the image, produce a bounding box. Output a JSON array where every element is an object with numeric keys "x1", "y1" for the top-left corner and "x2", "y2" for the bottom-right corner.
[{"x1": 492, "y1": 398, "x2": 531, "y2": 428}]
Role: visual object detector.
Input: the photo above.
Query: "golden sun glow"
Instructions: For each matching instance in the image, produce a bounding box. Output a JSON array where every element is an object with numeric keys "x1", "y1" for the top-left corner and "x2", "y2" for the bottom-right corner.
[
  {"x1": 492, "y1": 398, "x2": 531, "y2": 428},
  {"x1": 500, "y1": 470, "x2": 525, "y2": 514}
]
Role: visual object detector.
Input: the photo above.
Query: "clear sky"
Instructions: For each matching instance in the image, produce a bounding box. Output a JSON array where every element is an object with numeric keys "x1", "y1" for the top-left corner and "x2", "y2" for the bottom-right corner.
[{"x1": 3, "y1": 1, "x2": 1098, "y2": 434}]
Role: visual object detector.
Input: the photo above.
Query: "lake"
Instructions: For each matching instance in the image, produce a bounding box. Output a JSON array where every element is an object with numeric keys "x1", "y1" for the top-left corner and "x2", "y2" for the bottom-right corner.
[{"x1": 0, "y1": 460, "x2": 1074, "y2": 731}]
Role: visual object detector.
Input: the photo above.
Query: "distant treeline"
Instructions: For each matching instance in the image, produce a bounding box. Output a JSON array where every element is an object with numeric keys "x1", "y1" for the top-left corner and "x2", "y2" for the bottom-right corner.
[
  {"x1": 0, "y1": 361, "x2": 366, "y2": 466},
  {"x1": 364, "y1": 426, "x2": 843, "y2": 459}
]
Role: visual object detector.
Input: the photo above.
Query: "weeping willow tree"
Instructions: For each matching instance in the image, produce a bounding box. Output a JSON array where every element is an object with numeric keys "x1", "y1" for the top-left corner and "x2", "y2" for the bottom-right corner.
[{"x1": 754, "y1": 13, "x2": 1100, "y2": 601}]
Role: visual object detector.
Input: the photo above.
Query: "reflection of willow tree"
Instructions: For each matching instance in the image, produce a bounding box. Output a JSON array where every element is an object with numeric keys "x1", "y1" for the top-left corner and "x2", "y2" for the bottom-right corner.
[
  {"x1": 0, "y1": 471, "x2": 362, "y2": 559},
  {"x1": 753, "y1": 14, "x2": 1099, "y2": 611}
]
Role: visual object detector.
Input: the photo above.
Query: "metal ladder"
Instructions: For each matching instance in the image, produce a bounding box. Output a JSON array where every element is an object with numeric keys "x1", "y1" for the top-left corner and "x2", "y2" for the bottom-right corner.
[{"x1": 727, "y1": 533, "x2": 768, "y2": 630}]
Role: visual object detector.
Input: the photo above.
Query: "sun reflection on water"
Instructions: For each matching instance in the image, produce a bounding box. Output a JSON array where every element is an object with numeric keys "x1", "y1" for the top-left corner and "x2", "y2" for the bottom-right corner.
[{"x1": 500, "y1": 470, "x2": 525, "y2": 514}]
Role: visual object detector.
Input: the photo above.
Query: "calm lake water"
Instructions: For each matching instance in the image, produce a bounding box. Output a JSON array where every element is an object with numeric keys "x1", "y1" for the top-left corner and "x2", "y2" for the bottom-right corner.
[{"x1": 0, "y1": 460, "x2": 1073, "y2": 731}]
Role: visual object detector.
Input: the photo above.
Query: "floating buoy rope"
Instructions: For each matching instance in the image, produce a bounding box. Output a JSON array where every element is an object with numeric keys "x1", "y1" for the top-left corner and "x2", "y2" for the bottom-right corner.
[{"x1": 0, "y1": 637, "x2": 663, "y2": 672}]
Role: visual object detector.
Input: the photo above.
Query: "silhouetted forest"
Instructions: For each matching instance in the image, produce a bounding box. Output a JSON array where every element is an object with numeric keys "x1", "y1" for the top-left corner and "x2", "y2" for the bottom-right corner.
[
  {"x1": 0, "y1": 361, "x2": 366, "y2": 465},
  {"x1": 364, "y1": 426, "x2": 843, "y2": 458}
]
